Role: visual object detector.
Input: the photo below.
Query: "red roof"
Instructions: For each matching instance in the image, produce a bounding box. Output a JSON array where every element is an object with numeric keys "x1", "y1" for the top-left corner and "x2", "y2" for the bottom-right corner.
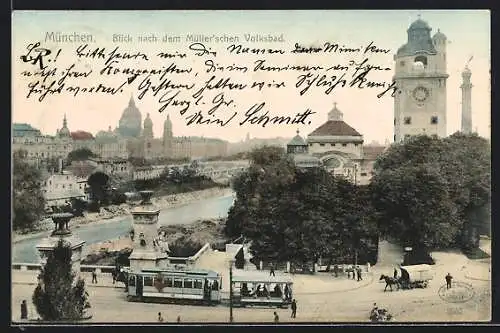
[
  {"x1": 71, "y1": 131, "x2": 94, "y2": 140},
  {"x1": 363, "y1": 146, "x2": 387, "y2": 160},
  {"x1": 308, "y1": 120, "x2": 362, "y2": 137}
]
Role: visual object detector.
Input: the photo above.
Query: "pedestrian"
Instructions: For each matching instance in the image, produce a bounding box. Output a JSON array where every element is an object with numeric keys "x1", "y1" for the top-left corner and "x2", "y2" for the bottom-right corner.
[
  {"x1": 270, "y1": 263, "x2": 275, "y2": 277},
  {"x1": 357, "y1": 266, "x2": 363, "y2": 281},
  {"x1": 158, "y1": 312, "x2": 164, "y2": 322},
  {"x1": 92, "y1": 269, "x2": 98, "y2": 284},
  {"x1": 333, "y1": 264, "x2": 339, "y2": 277},
  {"x1": 393, "y1": 267, "x2": 398, "y2": 279},
  {"x1": 20, "y1": 300, "x2": 28, "y2": 320},
  {"x1": 177, "y1": 315, "x2": 181, "y2": 323},
  {"x1": 112, "y1": 269, "x2": 116, "y2": 284},
  {"x1": 273, "y1": 311, "x2": 279, "y2": 323},
  {"x1": 291, "y1": 299, "x2": 297, "y2": 318},
  {"x1": 445, "y1": 273, "x2": 453, "y2": 289},
  {"x1": 352, "y1": 266, "x2": 356, "y2": 280}
]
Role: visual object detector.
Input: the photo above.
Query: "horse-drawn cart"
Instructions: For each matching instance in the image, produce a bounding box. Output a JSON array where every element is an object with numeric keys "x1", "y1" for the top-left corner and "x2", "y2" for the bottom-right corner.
[{"x1": 399, "y1": 264, "x2": 434, "y2": 289}]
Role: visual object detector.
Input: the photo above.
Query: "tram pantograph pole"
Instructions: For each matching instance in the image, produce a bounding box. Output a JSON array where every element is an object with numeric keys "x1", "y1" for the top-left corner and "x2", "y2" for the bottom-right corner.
[{"x1": 229, "y1": 260, "x2": 234, "y2": 323}]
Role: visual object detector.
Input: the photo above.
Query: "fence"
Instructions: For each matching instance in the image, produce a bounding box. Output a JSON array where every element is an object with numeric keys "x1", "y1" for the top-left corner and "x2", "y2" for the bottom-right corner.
[
  {"x1": 12, "y1": 243, "x2": 212, "y2": 273},
  {"x1": 12, "y1": 263, "x2": 116, "y2": 274}
]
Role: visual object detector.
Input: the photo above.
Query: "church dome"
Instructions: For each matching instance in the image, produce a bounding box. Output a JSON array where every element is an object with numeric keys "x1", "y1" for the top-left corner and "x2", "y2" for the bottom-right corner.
[
  {"x1": 118, "y1": 96, "x2": 142, "y2": 137},
  {"x1": 408, "y1": 18, "x2": 431, "y2": 31},
  {"x1": 433, "y1": 29, "x2": 447, "y2": 41}
]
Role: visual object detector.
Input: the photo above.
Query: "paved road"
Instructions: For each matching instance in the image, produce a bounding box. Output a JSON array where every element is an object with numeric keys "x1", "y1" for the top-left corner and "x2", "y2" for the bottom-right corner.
[{"x1": 12, "y1": 248, "x2": 491, "y2": 323}]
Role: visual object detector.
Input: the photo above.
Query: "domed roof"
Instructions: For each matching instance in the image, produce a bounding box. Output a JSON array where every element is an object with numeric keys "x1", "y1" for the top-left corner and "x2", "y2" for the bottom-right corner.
[
  {"x1": 58, "y1": 114, "x2": 71, "y2": 138},
  {"x1": 408, "y1": 18, "x2": 431, "y2": 31},
  {"x1": 144, "y1": 113, "x2": 153, "y2": 127},
  {"x1": 118, "y1": 96, "x2": 142, "y2": 137},
  {"x1": 288, "y1": 129, "x2": 307, "y2": 146},
  {"x1": 433, "y1": 29, "x2": 447, "y2": 40}
]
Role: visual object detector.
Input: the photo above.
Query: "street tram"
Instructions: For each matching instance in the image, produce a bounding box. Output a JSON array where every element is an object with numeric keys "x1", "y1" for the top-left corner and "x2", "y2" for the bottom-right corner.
[
  {"x1": 231, "y1": 271, "x2": 294, "y2": 308},
  {"x1": 126, "y1": 267, "x2": 222, "y2": 305}
]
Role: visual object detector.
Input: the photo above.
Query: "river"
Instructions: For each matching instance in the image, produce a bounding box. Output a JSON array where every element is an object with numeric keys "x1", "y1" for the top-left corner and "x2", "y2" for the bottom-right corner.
[{"x1": 12, "y1": 194, "x2": 235, "y2": 263}]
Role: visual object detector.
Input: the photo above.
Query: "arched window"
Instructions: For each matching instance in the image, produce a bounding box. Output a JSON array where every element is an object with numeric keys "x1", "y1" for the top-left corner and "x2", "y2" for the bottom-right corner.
[{"x1": 414, "y1": 55, "x2": 427, "y2": 66}]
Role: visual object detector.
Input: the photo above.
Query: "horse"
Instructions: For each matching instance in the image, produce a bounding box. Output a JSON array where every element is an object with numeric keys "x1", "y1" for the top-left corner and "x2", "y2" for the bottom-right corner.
[{"x1": 379, "y1": 274, "x2": 400, "y2": 292}]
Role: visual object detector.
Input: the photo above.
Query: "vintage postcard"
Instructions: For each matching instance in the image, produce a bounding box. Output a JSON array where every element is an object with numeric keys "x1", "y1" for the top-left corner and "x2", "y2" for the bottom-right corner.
[{"x1": 11, "y1": 10, "x2": 491, "y2": 324}]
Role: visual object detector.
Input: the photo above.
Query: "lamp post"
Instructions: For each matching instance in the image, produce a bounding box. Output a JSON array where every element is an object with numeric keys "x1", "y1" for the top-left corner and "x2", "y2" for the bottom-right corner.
[{"x1": 229, "y1": 259, "x2": 234, "y2": 323}]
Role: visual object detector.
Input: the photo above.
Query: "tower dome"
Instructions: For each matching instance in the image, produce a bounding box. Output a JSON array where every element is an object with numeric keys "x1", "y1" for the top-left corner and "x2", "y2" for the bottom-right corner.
[
  {"x1": 287, "y1": 129, "x2": 308, "y2": 154},
  {"x1": 408, "y1": 18, "x2": 431, "y2": 31},
  {"x1": 432, "y1": 29, "x2": 447, "y2": 42},
  {"x1": 58, "y1": 114, "x2": 71, "y2": 138},
  {"x1": 118, "y1": 95, "x2": 142, "y2": 137},
  {"x1": 143, "y1": 113, "x2": 154, "y2": 138}
]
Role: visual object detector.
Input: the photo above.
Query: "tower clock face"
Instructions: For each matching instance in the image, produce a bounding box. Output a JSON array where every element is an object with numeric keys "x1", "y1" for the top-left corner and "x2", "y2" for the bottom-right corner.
[{"x1": 412, "y1": 86, "x2": 430, "y2": 103}]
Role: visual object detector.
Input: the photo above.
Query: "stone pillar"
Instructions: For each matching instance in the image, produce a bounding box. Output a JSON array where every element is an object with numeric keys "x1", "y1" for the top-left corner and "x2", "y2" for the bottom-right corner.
[
  {"x1": 286, "y1": 261, "x2": 291, "y2": 273},
  {"x1": 36, "y1": 213, "x2": 85, "y2": 279},
  {"x1": 259, "y1": 261, "x2": 263, "y2": 270},
  {"x1": 128, "y1": 191, "x2": 168, "y2": 272}
]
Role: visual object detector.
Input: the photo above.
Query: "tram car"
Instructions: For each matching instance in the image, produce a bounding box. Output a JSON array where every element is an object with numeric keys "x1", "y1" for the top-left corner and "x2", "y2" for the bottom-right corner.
[
  {"x1": 126, "y1": 267, "x2": 223, "y2": 305},
  {"x1": 231, "y1": 271, "x2": 294, "y2": 308}
]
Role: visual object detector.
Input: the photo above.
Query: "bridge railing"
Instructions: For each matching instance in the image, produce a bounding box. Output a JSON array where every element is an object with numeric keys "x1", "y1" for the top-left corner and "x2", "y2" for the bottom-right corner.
[
  {"x1": 12, "y1": 263, "x2": 117, "y2": 274},
  {"x1": 12, "y1": 243, "x2": 212, "y2": 273}
]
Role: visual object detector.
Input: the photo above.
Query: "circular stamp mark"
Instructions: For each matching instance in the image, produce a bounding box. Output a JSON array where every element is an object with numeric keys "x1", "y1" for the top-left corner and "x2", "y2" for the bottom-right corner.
[{"x1": 438, "y1": 281, "x2": 475, "y2": 303}]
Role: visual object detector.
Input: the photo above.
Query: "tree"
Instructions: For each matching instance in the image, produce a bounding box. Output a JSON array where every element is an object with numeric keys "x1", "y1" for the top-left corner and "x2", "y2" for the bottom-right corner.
[
  {"x1": 33, "y1": 239, "x2": 90, "y2": 321},
  {"x1": 13, "y1": 150, "x2": 46, "y2": 231},
  {"x1": 87, "y1": 172, "x2": 111, "y2": 205},
  {"x1": 371, "y1": 133, "x2": 491, "y2": 251},
  {"x1": 225, "y1": 146, "x2": 377, "y2": 268},
  {"x1": 67, "y1": 148, "x2": 98, "y2": 165}
]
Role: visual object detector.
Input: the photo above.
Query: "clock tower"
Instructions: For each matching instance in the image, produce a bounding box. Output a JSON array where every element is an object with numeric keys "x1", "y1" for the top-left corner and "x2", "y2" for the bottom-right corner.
[{"x1": 393, "y1": 18, "x2": 448, "y2": 142}]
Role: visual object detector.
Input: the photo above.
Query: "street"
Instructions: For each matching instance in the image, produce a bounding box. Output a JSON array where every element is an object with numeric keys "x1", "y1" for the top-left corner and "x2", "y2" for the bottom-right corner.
[{"x1": 12, "y1": 240, "x2": 491, "y2": 323}]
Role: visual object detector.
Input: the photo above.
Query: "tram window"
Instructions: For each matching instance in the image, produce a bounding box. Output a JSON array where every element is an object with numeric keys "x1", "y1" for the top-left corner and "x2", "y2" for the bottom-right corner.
[
  {"x1": 165, "y1": 278, "x2": 173, "y2": 287},
  {"x1": 129, "y1": 276, "x2": 136, "y2": 287},
  {"x1": 144, "y1": 276, "x2": 153, "y2": 287},
  {"x1": 184, "y1": 279, "x2": 193, "y2": 289},
  {"x1": 174, "y1": 278, "x2": 183, "y2": 288},
  {"x1": 194, "y1": 279, "x2": 203, "y2": 289},
  {"x1": 212, "y1": 279, "x2": 219, "y2": 290}
]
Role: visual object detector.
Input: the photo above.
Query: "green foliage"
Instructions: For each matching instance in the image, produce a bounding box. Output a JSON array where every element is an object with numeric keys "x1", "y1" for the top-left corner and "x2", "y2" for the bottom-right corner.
[
  {"x1": 371, "y1": 133, "x2": 491, "y2": 250},
  {"x1": 13, "y1": 150, "x2": 46, "y2": 231},
  {"x1": 67, "y1": 148, "x2": 98, "y2": 165},
  {"x1": 168, "y1": 236, "x2": 202, "y2": 257},
  {"x1": 87, "y1": 172, "x2": 111, "y2": 205},
  {"x1": 32, "y1": 240, "x2": 90, "y2": 321},
  {"x1": 134, "y1": 165, "x2": 223, "y2": 196},
  {"x1": 226, "y1": 146, "x2": 377, "y2": 265}
]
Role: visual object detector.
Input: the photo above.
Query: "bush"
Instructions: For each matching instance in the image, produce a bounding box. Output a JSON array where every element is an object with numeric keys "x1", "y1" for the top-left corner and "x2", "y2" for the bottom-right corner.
[{"x1": 168, "y1": 236, "x2": 203, "y2": 257}]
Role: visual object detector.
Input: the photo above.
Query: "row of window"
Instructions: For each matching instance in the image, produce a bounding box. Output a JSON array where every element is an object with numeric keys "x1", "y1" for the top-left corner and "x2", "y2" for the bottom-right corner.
[
  {"x1": 395, "y1": 116, "x2": 439, "y2": 125},
  {"x1": 310, "y1": 143, "x2": 359, "y2": 147},
  {"x1": 140, "y1": 276, "x2": 205, "y2": 289}
]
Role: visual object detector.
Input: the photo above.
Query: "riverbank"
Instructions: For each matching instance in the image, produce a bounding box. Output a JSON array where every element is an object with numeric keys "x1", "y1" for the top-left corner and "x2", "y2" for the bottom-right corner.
[
  {"x1": 12, "y1": 187, "x2": 233, "y2": 244},
  {"x1": 82, "y1": 218, "x2": 227, "y2": 265}
]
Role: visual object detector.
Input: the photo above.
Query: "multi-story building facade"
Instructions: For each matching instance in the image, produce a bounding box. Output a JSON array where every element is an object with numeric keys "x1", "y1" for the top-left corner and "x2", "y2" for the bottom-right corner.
[{"x1": 393, "y1": 18, "x2": 448, "y2": 142}]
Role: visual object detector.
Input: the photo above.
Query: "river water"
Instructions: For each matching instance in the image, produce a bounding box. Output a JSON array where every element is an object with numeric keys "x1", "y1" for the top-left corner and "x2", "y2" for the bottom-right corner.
[{"x1": 12, "y1": 194, "x2": 235, "y2": 263}]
